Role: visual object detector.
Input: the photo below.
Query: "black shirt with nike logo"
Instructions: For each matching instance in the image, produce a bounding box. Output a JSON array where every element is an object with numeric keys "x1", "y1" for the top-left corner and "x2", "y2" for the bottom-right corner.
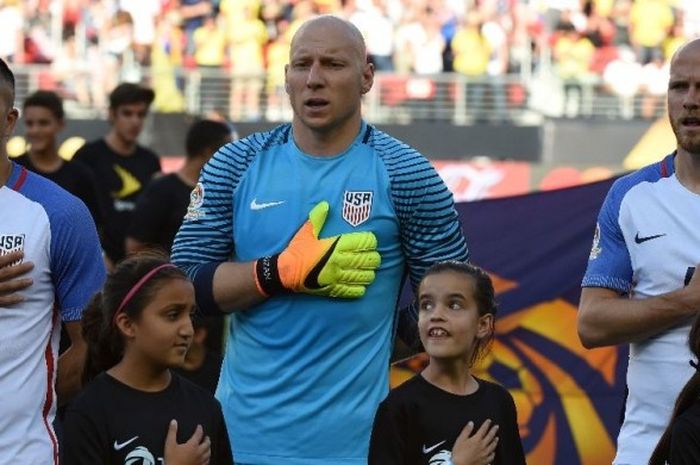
[
  {"x1": 369, "y1": 374, "x2": 526, "y2": 465},
  {"x1": 63, "y1": 372, "x2": 233, "y2": 464}
]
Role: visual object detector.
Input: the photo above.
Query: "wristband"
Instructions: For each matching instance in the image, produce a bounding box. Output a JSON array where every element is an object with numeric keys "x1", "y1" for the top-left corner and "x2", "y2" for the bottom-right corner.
[{"x1": 254, "y1": 255, "x2": 286, "y2": 297}]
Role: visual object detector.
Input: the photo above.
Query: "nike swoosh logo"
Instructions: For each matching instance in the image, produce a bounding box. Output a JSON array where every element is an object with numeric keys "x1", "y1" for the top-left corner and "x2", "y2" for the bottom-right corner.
[
  {"x1": 634, "y1": 232, "x2": 666, "y2": 244},
  {"x1": 250, "y1": 198, "x2": 286, "y2": 210},
  {"x1": 422, "y1": 440, "x2": 446, "y2": 454},
  {"x1": 113, "y1": 436, "x2": 139, "y2": 451}
]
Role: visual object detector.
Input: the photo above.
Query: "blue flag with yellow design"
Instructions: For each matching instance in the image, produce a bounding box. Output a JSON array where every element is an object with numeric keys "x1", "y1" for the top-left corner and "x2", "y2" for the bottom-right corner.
[{"x1": 391, "y1": 176, "x2": 628, "y2": 465}]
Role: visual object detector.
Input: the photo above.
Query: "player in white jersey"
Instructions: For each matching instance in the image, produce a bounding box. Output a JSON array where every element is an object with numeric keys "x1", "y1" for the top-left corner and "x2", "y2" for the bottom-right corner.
[
  {"x1": 0, "y1": 58, "x2": 106, "y2": 464},
  {"x1": 578, "y1": 38, "x2": 700, "y2": 465}
]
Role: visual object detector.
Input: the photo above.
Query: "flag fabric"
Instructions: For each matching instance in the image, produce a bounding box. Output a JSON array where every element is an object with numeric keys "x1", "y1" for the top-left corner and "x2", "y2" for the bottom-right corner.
[{"x1": 391, "y1": 176, "x2": 628, "y2": 465}]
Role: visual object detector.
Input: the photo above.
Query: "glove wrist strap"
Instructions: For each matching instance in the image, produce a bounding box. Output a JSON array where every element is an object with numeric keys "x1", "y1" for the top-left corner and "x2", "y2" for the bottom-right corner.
[{"x1": 254, "y1": 255, "x2": 287, "y2": 297}]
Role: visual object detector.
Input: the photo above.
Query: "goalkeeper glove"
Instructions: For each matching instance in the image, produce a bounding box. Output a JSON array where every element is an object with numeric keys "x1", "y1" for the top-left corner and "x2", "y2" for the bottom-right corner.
[{"x1": 254, "y1": 201, "x2": 381, "y2": 298}]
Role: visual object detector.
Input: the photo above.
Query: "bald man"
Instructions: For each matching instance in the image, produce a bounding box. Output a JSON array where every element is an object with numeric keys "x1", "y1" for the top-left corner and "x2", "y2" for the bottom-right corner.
[
  {"x1": 578, "y1": 38, "x2": 700, "y2": 465},
  {"x1": 172, "y1": 15, "x2": 468, "y2": 465}
]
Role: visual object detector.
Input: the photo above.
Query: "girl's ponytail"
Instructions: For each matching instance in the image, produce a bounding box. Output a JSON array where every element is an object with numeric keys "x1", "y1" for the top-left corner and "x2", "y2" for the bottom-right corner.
[{"x1": 81, "y1": 291, "x2": 124, "y2": 384}]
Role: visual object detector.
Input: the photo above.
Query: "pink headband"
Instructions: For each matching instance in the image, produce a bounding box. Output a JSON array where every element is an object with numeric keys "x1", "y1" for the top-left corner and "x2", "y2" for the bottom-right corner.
[{"x1": 112, "y1": 264, "x2": 178, "y2": 326}]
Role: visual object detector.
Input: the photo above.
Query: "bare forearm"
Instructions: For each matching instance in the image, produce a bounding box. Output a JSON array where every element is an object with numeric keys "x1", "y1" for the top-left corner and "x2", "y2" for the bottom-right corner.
[
  {"x1": 56, "y1": 344, "x2": 86, "y2": 404},
  {"x1": 578, "y1": 287, "x2": 699, "y2": 347},
  {"x1": 212, "y1": 261, "x2": 267, "y2": 312}
]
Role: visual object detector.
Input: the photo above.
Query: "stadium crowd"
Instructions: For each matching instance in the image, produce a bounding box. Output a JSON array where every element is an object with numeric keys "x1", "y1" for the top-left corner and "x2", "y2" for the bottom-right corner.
[{"x1": 3, "y1": 0, "x2": 700, "y2": 119}]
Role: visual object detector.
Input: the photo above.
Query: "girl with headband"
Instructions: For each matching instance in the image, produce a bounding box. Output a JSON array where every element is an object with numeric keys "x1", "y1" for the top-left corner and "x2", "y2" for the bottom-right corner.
[{"x1": 62, "y1": 253, "x2": 233, "y2": 464}]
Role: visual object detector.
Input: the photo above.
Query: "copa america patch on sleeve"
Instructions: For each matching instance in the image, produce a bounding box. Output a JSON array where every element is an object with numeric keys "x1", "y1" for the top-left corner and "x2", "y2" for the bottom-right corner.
[
  {"x1": 342, "y1": 191, "x2": 373, "y2": 227},
  {"x1": 589, "y1": 223, "x2": 602, "y2": 260},
  {"x1": 184, "y1": 183, "x2": 206, "y2": 221},
  {"x1": 0, "y1": 234, "x2": 25, "y2": 265}
]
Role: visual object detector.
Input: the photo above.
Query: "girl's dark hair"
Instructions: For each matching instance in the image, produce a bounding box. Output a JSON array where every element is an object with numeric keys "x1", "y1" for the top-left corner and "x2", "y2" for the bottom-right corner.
[
  {"x1": 419, "y1": 260, "x2": 497, "y2": 365},
  {"x1": 81, "y1": 253, "x2": 188, "y2": 383},
  {"x1": 649, "y1": 314, "x2": 700, "y2": 465}
]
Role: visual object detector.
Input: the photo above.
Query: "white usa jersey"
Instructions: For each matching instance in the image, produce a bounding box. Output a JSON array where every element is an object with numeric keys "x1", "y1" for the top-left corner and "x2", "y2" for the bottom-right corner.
[
  {"x1": 0, "y1": 163, "x2": 105, "y2": 465},
  {"x1": 582, "y1": 154, "x2": 698, "y2": 465}
]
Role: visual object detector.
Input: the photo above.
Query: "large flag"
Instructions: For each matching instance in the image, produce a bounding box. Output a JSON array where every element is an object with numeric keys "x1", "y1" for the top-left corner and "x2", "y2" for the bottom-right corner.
[{"x1": 391, "y1": 176, "x2": 628, "y2": 465}]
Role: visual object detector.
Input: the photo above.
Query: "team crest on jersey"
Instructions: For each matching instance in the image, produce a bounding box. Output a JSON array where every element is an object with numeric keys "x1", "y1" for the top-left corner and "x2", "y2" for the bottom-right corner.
[
  {"x1": 589, "y1": 223, "x2": 602, "y2": 260},
  {"x1": 0, "y1": 234, "x2": 25, "y2": 265},
  {"x1": 185, "y1": 183, "x2": 205, "y2": 221},
  {"x1": 342, "y1": 191, "x2": 373, "y2": 227}
]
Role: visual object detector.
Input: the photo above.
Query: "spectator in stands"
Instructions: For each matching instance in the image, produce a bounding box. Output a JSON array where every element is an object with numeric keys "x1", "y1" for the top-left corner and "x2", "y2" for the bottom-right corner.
[
  {"x1": 452, "y1": 11, "x2": 491, "y2": 121},
  {"x1": 179, "y1": 0, "x2": 214, "y2": 61},
  {"x1": 73, "y1": 83, "x2": 160, "y2": 269},
  {"x1": 0, "y1": 0, "x2": 24, "y2": 64},
  {"x1": 102, "y1": 10, "x2": 141, "y2": 89},
  {"x1": 482, "y1": 12, "x2": 510, "y2": 120},
  {"x1": 192, "y1": 13, "x2": 227, "y2": 70},
  {"x1": 15, "y1": 90, "x2": 102, "y2": 226},
  {"x1": 121, "y1": 0, "x2": 161, "y2": 66},
  {"x1": 265, "y1": 19, "x2": 293, "y2": 121},
  {"x1": 150, "y1": 11, "x2": 186, "y2": 113},
  {"x1": 125, "y1": 119, "x2": 232, "y2": 256},
  {"x1": 602, "y1": 46, "x2": 642, "y2": 119},
  {"x1": 223, "y1": 3, "x2": 268, "y2": 121},
  {"x1": 629, "y1": 0, "x2": 674, "y2": 65},
  {"x1": 348, "y1": 0, "x2": 395, "y2": 71},
  {"x1": 639, "y1": 53, "x2": 669, "y2": 119},
  {"x1": 51, "y1": 33, "x2": 94, "y2": 109},
  {"x1": 552, "y1": 21, "x2": 595, "y2": 117}
]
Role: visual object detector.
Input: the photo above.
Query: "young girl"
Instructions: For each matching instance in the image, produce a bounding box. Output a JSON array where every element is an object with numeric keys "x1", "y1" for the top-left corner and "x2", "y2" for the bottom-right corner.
[
  {"x1": 369, "y1": 261, "x2": 526, "y2": 465},
  {"x1": 649, "y1": 313, "x2": 700, "y2": 465},
  {"x1": 62, "y1": 253, "x2": 233, "y2": 464}
]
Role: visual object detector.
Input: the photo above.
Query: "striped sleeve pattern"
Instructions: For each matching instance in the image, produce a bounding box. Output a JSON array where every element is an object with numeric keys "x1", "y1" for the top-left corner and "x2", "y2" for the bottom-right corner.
[
  {"x1": 370, "y1": 127, "x2": 469, "y2": 291},
  {"x1": 171, "y1": 126, "x2": 290, "y2": 279}
]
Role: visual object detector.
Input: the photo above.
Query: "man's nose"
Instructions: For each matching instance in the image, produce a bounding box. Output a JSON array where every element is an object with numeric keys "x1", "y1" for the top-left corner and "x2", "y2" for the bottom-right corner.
[
  {"x1": 683, "y1": 86, "x2": 700, "y2": 109},
  {"x1": 306, "y1": 63, "x2": 324, "y2": 88}
]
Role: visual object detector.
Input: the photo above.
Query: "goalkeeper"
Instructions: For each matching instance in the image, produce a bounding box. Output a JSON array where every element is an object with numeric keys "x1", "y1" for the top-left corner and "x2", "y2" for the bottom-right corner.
[{"x1": 171, "y1": 15, "x2": 468, "y2": 465}]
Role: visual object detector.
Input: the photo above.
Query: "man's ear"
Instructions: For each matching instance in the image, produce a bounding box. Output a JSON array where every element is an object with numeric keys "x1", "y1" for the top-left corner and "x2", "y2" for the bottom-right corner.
[
  {"x1": 284, "y1": 65, "x2": 290, "y2": 94},
  {"x1": 2, "y1": 107, "x2": 18, "y2": 140},
  {"x1": 361, "y1": 61, "x2": 375, "y2": 95}
]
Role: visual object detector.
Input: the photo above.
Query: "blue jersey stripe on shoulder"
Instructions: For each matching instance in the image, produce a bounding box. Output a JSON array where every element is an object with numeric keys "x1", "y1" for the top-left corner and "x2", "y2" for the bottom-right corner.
[
  {"x1": 13, "y1": 166, "x2": 105, "y2": 320},
  {"x1": 172, "y1": 125, "x2": 290, "y2": 281},
  {"x1": 366, "y1": 126, "x2": 469, "y2": 289}
]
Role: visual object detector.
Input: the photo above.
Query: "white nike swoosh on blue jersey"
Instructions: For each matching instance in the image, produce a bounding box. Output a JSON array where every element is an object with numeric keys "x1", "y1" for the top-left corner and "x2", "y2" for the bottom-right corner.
[
  {"x1": 114, "y1": 436, "x2": 139, "y2": 451},
  {"x1": 250, "y1": 198, "x2": 286, "y2": 210}
]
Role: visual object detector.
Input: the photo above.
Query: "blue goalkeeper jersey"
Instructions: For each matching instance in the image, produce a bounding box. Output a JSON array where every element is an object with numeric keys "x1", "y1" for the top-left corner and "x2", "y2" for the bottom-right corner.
[{"x1": 172, "y1": 122, "x2": 468, "y2": 465}]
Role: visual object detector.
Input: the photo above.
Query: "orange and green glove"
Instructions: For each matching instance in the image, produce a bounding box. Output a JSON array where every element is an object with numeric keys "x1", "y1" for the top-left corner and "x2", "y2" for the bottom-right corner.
[{"x1": 254, "y1": 201, "x2": 381, "y2": 298}]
